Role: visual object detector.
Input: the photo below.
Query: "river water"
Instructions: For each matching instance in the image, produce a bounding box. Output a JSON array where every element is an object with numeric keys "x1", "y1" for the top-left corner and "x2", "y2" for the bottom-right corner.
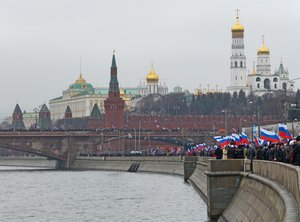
[{"x1": 0, "y1": 167, "x2": 208, "y2": 222}]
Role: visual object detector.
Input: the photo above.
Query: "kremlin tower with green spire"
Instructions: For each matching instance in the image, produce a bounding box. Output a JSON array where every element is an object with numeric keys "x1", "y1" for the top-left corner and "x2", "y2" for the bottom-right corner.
[{"x1": 104, "y1": 52, "x2": 125, "y2": 128}]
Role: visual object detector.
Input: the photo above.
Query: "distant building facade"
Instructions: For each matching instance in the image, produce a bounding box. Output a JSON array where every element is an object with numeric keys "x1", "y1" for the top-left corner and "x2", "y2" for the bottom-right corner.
[{"x1": 49, "y1": 62, "x2": 169, "y2": 121}]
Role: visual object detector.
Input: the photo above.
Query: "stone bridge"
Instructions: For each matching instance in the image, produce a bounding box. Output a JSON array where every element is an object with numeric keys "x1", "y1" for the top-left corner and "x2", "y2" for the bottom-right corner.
[{"x1": 0, "y1": 131, "x2": 206, "y2": 168}]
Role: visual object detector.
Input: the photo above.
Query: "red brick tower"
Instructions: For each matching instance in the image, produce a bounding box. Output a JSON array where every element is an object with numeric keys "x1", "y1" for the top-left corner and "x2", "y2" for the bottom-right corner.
[{"x1": 104, "y1": 52, "x2": 125, "y2": 128}]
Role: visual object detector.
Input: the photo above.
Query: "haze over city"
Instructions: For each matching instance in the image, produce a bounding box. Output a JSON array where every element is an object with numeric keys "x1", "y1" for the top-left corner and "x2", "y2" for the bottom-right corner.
[{"x1": 1, "y1": 0, "x2": 300, "y2": 118}]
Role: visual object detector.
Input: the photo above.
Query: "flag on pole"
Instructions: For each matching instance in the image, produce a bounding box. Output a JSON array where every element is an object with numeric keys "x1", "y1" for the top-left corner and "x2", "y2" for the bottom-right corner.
[
  {"x1": 254, "y1": 134, "x2": 267, "y2": 146},
  {"x1": 260, "y1": 128, "x2": 281, "y2": 143},
  {"x1": 240, "y1": 132, "x2": 250, "y2": 145},
  {"x1": 278, "y1": 123, "x2": 293, "y2": 140}
]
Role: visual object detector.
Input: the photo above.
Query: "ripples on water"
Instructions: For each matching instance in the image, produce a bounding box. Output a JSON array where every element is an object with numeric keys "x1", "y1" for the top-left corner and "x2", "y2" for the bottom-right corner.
[{"x1": 0, "y1": 167, "x2": 207, "y2": 222}]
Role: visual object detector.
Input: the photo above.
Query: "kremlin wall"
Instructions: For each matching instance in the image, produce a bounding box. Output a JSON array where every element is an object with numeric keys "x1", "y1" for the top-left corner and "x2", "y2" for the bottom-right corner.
[{"x1": 7, "y1": 52, "x2": 281, "y2": 135}]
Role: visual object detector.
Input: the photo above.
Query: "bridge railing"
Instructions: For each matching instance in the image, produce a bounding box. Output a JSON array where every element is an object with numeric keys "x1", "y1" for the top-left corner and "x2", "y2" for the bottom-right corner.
[{"x1": 252, "y1": 160, "x2": 300, "y2": 217}]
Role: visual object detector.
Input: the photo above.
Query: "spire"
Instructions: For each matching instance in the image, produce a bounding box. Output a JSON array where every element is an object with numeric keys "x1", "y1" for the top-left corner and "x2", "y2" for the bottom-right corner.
[
  {"x1": 80, "y1": 57, "x2": 82, "y2": 74},
  {"x1": 111, "y1": 50, "x2": 117, "y2": 68},
  {"x1": 39, "y1": 104, "x2": 50, "y2": 112},
  {"x1": 13, "y1": 103, "x2": 22, "y2": 115},
  {"x1": 231, "y1": 9, "x2": 244, "y2": 33},
  {"x1": 90, "y1": 103, "x2": 101, "y2": 118},
  {"x1": 235, "y1": 8, "x2": 240, "y2": 22},
  {"x1": 257, "y1": 35, "x2": 270, "y2": 54},
  {"x1": 65, "y1": 105, "x2": 72, "y2": 113},
  {"x1": 108, "y1": 51, "x2": 120, "y2": 97}
]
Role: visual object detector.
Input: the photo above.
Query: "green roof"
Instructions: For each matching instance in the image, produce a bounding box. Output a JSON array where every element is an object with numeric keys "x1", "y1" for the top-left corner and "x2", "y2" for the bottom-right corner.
[
  {"x1": 278, "y1": 63, "x2": 286, "y2": 74},
  {"x1": 40, "y1": 104, "x2": 50, "y2": 112},
  {"x1": 90, "y1": 104, "x2": 101, "y2": 117},
  {"x1": 65, "y1": 106, "x2": 72, "y2": 113},
  {"x1": 69, "y1": 82, "x2": 94, "y2": 91},
  {"x1": 111, "y1": 54, "x2": 117, "y2": 68},
  {"x1": 13, "y1": 104, "x2": 22, "y2": 115}
]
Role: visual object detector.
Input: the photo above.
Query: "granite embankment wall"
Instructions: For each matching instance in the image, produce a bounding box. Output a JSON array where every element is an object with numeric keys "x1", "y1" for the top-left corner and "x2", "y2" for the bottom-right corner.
[
  {"x1": 217, "y1": 160, "x2": 299, "y2": 222},
  {"x1": 0, "y1": 156, "x2": 57, "y2": 168},
  {"x1": 186, "y1": 158, "x2": 299, "y2": 221},
  {"x1": 72, "y1": 156, "x2": 184, "y2": 176}
]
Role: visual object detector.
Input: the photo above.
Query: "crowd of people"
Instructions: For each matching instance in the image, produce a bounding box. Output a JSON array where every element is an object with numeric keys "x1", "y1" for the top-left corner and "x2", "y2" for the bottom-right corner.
[{"x1": 200, "y1": 136, "x2": 300, "y2": 167}]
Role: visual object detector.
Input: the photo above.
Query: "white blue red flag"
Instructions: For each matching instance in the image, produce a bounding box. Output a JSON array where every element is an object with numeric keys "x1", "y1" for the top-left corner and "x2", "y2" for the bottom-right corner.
[
  {"x1": 214, "y1": 136, "x2": 229, "y2": 147},
  {"x1": 240, "y1": 133, "x2": 250, "y2": 145},
  {"x1": 231, "y1": 133, "x2": 241, "y2": 145},
  {"x1": 260, "y1": 128, "x2": 281, "y2": 143},
  {"x1": 254, "y1": 135, "x2": 267, "y2": 146},
  {"x1": 278, "y1": 123, "x2": 293, "y2": 140}
]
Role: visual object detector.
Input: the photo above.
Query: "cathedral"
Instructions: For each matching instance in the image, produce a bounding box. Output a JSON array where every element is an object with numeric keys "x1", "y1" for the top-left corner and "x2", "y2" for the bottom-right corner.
[{"x1": 226, "y1": 11, "x2": 295, "y2": 96}]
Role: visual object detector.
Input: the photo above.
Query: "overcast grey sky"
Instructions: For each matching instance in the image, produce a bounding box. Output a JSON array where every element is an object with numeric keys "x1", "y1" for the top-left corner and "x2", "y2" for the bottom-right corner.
[{"x1": 0, "y1": 0, "x2": 300, "y2": 118}]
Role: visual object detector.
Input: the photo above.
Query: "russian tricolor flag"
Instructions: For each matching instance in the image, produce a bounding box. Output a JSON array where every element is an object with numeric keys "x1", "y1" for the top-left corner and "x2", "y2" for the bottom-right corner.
[
  {"x1": 260, "y1": 128, "x2": 281, "y2": 143},
  {"x1": 278, "y1": 123, "x2": 293, "y2": 140},
  {"x1": 254, "y1": 135, "x2": 267, "y2": 146},
  {"x1": 214, "y1": 136, "x2": 229, "y2": 147},
  {"x1": 231, "y1": 133, "x2": 241, "y2": 145},
  {"x1": 240, "y1": 132, "x2": 250, "y2": 145}
]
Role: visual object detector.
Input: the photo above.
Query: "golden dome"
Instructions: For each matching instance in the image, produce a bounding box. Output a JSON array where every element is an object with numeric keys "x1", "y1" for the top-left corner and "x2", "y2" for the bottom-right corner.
[
  {"x1": 146, "y1": 64, "x2": 159, "y2": 83},
  {"x1": 258, "y1": 37, "x2": 270, "y2": 54},
  {"x1": 75, "y1": 73, "x2": 86, "y2": 84},
  {"x1": 120, "y1": 88, "x2": 125, "y2": 96},
  {"x1": 232, "y1": 10, "x2": 244, "y2": 32},
  {"x1": 232, "y1": 19, "x2": 244, "y2": 32}
]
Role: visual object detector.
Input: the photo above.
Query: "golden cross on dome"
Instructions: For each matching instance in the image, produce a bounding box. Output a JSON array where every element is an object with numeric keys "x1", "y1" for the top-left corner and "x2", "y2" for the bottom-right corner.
[
  {"x1": 80, "y1": 56, "x2": 82, "y2": 74},
  {"x1": 262, "y1": 35, "x2": 265, "y2": 44},
  {"x1": 235, "y1": 9, "x2": 240, "y2": 19}
]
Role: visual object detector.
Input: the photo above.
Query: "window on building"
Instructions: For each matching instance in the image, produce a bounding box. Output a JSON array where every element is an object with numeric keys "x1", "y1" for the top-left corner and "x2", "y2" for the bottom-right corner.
[
  {"x1": 257, "y1": 83, "x2": 260, "y2": 88},
  {"x1": 240, "y1": 61, "x2": 243, "y2": 67},
  {"x1": 273, "y1": 78, "x2": 278, "y2": 82},
  {"x1": 264, "y1": 78, "x2": 271, "y2": 90},
  {"x1": 274, "y1": 84, "x2": 277, "y2": 89},
  {"x1": 256, "y1": 77, "x2": 261, "y2": 82},
  {"x1": 235, "y1": 76, "x2": 237, "y2": 80},
  {"x1": 241, "y1": 76, "x2": 242, "y2": 80},
  {"x1": 235, "y1": 61, "x2": 237, "y2": 67},
  {"x1": 282, "y1": 82, "x2": 287, "y2": 91}
]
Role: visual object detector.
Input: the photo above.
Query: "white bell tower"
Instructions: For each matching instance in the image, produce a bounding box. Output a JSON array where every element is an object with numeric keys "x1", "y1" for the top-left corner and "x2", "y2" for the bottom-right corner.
[{"x1": 227, "y1": 9, "x2": 249, "y2": 94}]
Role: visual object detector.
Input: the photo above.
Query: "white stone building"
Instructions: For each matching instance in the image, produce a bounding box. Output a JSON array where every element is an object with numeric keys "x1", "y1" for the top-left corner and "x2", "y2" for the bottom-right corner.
[{"x1": 227, "y1": 11, "x2": 294, "y2": 96}]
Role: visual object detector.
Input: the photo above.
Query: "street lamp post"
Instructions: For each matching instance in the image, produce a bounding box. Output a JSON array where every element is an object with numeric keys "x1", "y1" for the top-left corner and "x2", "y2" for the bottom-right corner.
[
  {"x1": 138, "y1": 119, "x2": 141, "y2": 151},
  {"x1": 222, "y1": 109, "x2": 228, "y2": 135},
  {"x1": 134, "y1": 129, "x2": 137, "y2": 151},
  {"x1": 33, "y1": 108, "x2": 39, "y2": 129}
]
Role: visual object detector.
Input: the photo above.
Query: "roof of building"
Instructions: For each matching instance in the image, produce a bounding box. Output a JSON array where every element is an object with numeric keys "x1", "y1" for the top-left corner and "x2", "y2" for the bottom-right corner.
[
  {"x1": 90, "y1": 103, "x2": 101, "y2": 118},
  {"x1": 232, "y1": 13, "x2": 244, "y2": 32},
  {"x1": 277, "y1": 62, "x2": 288, "y2": 74},
  {"x1": 65, "y1": 106, "x2": 72, "y2": 113},
  {"x1": 257, "y1": 37, "x2": 270, "y2": 55},
  {"x1": 146, "y1": 64, "x2": 159, "y2": 82},
  {"x1": 13, "y1": 104, "x2": 22, "y2": 115},
  {"x1": 39, "y1": 104, "x2": 50, "y2": 112}
]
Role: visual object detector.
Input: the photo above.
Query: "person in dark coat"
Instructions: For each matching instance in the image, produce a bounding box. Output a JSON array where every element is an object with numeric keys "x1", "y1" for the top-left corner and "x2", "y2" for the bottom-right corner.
[
  {"x1": 215, "y1": 146, "x2": 223, "y2": 159},
  {"x1": 293, "y1": 136, "x2": 300, "y2": 166}
]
